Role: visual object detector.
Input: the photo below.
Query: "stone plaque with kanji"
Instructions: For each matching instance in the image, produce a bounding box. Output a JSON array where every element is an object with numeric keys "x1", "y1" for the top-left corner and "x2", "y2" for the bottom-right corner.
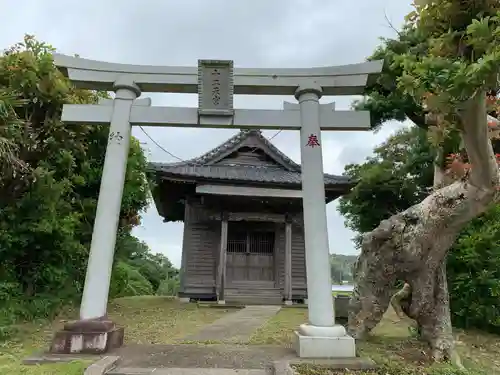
[{"x1": 198, "y1": 59, "x2": 234, "y2": 116}]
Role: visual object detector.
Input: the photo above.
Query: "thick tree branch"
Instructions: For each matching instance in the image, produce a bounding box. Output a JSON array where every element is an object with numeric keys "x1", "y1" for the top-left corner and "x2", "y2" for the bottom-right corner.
[
  {"x1": 408, "y1": 112, "x2": 427, "y2": 129},
  {"x1": 460, "y1": 92, "x2": 499, "y2": 189}
]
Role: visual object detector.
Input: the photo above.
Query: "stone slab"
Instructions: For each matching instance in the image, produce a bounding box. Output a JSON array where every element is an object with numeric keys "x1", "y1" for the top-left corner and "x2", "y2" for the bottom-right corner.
[
  {"x1": 293, "y1": 331, "x2": 356, "y2": 358},
  {"x1": 183, "y1": 306, "x2": 281, "y2": 343},
  {"x1": 197, "y1": 302, "x2": 245, "y2": 309},
  {"x1": 113, "y1": 344, "x2": 294, "y2": 369},
  {"x1": 109, "y1": 368, "x2": 268, "y2": 375},
  {"x1": 85, "y1": 356, "x2": 121, "y2": 375},
  {"x1": 23, "y1": 352, "x2": 100, "y2": 365}
]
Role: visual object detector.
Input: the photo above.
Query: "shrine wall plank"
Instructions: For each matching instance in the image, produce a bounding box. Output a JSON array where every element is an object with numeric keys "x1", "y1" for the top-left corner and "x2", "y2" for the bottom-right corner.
[{"x1": 180, "y1": 199, "x2": 217, "y2": 296}]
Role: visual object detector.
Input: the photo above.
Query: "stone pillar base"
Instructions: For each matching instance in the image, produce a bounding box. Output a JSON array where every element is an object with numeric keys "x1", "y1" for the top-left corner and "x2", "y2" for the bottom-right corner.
[
  {"x1": 50, "y1": 318, "x2": 124, "y2": 354},
  {"x1": 294, "y1": 324, "x2": 356, "y2": 358},
  {"x1": 217, "y1": 300, "x2": 226, "y2": 305},
  {"x1": 284, "y1": 300, "x2": 293, "y2": 306}
]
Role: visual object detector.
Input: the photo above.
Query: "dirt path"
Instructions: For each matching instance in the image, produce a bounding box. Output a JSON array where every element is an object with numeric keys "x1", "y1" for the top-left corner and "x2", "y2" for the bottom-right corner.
[{"x1": 182, "y1": 306, "x2": 281, "y2": 343}]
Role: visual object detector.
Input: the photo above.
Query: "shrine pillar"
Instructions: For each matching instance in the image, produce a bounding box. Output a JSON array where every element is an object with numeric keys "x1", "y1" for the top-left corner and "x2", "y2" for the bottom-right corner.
[
  {"x1": 284, "y1": 215, "x2": 293, "y2": 305},
  {"x1": 49, "y1": 78, "x2": 140, "y2": 354},
  {"x1": 217, "y1": 212, "x2": 228, "y2": 304},
  {"x1": 294, "y1": 83, "x2": 355, "y2": 358}
]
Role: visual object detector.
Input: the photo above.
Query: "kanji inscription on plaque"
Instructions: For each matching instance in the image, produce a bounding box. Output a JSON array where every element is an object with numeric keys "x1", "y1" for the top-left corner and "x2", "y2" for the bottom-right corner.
[{"x1": 198, "y1": 59, "x2": 234, "y2": 116}]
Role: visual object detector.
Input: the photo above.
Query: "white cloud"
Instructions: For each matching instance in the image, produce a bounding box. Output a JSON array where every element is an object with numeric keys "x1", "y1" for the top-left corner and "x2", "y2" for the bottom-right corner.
[{"x1": 2, "y1": 0, "x2": 414, "y2": 267}]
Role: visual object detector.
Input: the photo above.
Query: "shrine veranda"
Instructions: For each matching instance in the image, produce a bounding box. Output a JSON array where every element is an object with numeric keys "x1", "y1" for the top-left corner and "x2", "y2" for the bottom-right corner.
[{"x1": 49, "y1": 54, "x2": 383, "y2": 358}]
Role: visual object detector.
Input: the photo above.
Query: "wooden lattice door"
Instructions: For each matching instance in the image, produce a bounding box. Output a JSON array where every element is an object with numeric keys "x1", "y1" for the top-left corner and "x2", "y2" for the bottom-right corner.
[{"x1": 226, "y1": 225, "x2": 275, "y2": 283}]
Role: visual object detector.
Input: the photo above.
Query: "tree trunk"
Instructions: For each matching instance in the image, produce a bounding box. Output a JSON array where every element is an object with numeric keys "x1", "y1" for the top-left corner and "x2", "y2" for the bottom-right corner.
[{"x1": 348, "y1": 92, "x2": 498, "y2": 363}]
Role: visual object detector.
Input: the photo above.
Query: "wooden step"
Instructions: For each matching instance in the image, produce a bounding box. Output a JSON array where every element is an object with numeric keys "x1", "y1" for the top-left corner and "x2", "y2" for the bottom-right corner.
[
  {"x1": 225, "y1": 288, "x2": 281, "y2": 296},
  {"x1": 227, "y1": 281, "x2": 276, "y2": 289},
  {"x1": 224, "y1": 283, "x2": 283, "y2": 305},
  {"x1": 225, "y1": 295, "x2": 283, "y2": 305}
]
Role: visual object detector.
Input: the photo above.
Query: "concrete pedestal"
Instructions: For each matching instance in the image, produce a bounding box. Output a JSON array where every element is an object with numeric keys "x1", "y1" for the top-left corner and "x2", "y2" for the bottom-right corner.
[
  {"x1": 50, "y1": 319, "x2": 124, "y2": 354},
  {"x1": 294, "y1": 323, "x2": 356, "y2": 358}
]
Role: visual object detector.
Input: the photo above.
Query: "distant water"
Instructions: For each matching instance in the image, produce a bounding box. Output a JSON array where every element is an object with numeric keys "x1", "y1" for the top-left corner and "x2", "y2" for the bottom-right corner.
[{"x1": 331, "y1": 284, "x2": 354, "y2": 292}]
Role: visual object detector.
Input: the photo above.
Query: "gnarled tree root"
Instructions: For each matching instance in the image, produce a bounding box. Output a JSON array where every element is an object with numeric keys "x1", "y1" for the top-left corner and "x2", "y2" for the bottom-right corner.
[
  {"x1": 389, "y1": 278, "x2": 464, "y2": 369},
  {"x1": 390, "y1": 282, "x2": 412, "y2": 321},
  {"x1": 347, "y1": 215, "x2": 470, "y2": 369}
]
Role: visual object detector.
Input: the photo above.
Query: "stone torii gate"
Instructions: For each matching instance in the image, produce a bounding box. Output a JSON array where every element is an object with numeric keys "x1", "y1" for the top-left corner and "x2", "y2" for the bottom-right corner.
[{"x1": 50, "y1": 55, "x2": 382, "y2": 358}]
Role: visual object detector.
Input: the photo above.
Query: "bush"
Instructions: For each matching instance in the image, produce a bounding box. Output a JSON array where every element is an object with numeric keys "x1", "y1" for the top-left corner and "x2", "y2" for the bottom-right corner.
[
  {"x1": 109, "y1": 261, "x2": 154, "y2": 298},
  {"x1": 156, "y1": 277, "x2": 180, "y2": 297},
  {"x1": 448, "y1": 204, "x2": 500, "y2": 334}
]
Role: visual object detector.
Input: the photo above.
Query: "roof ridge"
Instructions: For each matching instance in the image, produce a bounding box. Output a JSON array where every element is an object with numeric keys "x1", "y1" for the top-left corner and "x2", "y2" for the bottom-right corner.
[
  {"x1": 161, "y1": 130, "x2": 258, "y2": 167},
  {"x1": 253, "y1": 131, "x2": 301, "y2": 171},
  {"x1": 159, "y1": 129, "x2": 302, "y2": 171}
]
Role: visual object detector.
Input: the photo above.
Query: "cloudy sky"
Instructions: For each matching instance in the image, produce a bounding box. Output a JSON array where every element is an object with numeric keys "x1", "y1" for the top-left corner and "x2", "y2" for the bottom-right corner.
[{"x1": 3, "y1": 0, "x2": 414, "y2": 268}]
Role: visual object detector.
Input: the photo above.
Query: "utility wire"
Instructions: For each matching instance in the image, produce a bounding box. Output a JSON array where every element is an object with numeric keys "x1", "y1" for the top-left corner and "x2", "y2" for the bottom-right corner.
[
  {"x1": 268, "y1": 129, "x2": 282, "y2": 141},
  {"x1": 138, "y1": 126, "x2": 185, "y2": 162},
  {"x1": 138, "y1": 126, "x2": 284, "y2": 164}
]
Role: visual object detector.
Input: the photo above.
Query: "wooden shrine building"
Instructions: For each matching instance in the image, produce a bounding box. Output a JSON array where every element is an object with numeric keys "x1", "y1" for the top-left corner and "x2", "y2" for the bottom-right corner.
[{"x1": 150, "y1": 130, "x2": 354, "y2": 304}]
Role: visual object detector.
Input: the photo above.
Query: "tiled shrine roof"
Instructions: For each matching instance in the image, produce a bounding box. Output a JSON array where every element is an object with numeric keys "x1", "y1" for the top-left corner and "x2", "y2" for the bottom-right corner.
[{"x1": 149, "y1": 130, "x2": 352, "y2": 188}]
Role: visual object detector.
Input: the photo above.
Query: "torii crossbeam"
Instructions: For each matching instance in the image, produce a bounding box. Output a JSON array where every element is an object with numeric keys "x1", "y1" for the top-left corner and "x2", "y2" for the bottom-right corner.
[{"x1": 51, "y1": 54, "x2": 383, "y2": 358}]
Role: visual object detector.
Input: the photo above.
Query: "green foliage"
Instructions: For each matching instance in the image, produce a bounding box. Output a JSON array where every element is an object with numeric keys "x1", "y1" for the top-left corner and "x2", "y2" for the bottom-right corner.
[
  {"x1": 399, "y1": 2, "x2": 500, "y2": 123},
  {"x1": 0, "y1": 35, "x2": 177, "y2": 336},
  {"x1": 157, "y1": 277, "x2": 180, "y2": 297},
  {"x1": 115, "y1": 231, "x2": 178, "y2": 291},
  {"x1": 353, "y1": 25, "x2": 427, "y2": 129},
  {"x1": 448, "y1": 204, "x2": 500, "y2": 333},
  {"x1": 329, "y1": 254, "x2": 357, "y2": 283},
  {"x1": 109, "y1": 261, "x2": 154, "y2": 298},
  {"x1": 338, "y1": 126, "x2": 435, "y2": 239}
]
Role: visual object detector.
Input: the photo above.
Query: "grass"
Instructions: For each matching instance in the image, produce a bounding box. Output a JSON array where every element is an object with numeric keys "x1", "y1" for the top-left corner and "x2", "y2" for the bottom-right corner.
[
  {"x1": 249, "y1": 307, "x2": 306, "y2": 346},
  {"x1": 0, "y1": 313, "x2": 92, "y2": 375},
  {"x1": 108, "y1": 296, "x2": 232, "y2": 344},
  {"x1": 0, "y1": 296, "x2": 232, "y2": 375},
  {"x1": 2, "y1": 296, "x2": 499, "y2": 375},
  {"x1": 332, "y1": 291, "x2": 353, "y2": 297},
  {"x1": 249, "y1": 307, "x2": 500, "y2": 375}
]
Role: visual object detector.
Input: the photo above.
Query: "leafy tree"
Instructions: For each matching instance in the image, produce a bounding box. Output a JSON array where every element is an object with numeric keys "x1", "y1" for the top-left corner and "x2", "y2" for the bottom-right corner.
[
  {"x1": 109, "y1": 261, "x2": 154, "y2": 298},
  {"x1": 330, "y1": 254, "x2": 357, "y2": 283},
  {"x1": 347, "y1": 1, "x2": 500, "y2": 365},
  {"x1": 339, "y1": 126, "x2": 435, "y2": 243},
  {"x1": 157, "y1": 276, "x2": 180, "y2": 297},
  {"x1": 114, "y1": 231, "x2": 178, "y2": 291},
  {"x1": 338, "y1": 124, "x2": 500, "y2": 334},
  {"x1": 448, "y1": 205, "x2": 500, "y2": 334},
  {"x1": 353, "y1": 25, "x2": 426, "y2": 130},
  {"x1": 0, "y1": 36, "x2": 155, "y2": 332}
]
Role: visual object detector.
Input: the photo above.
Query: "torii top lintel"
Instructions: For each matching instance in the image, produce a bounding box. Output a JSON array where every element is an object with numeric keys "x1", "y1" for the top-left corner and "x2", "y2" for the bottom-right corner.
[{"x1": 53, "y1": 54, "x2": 383, "y2": 96}]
